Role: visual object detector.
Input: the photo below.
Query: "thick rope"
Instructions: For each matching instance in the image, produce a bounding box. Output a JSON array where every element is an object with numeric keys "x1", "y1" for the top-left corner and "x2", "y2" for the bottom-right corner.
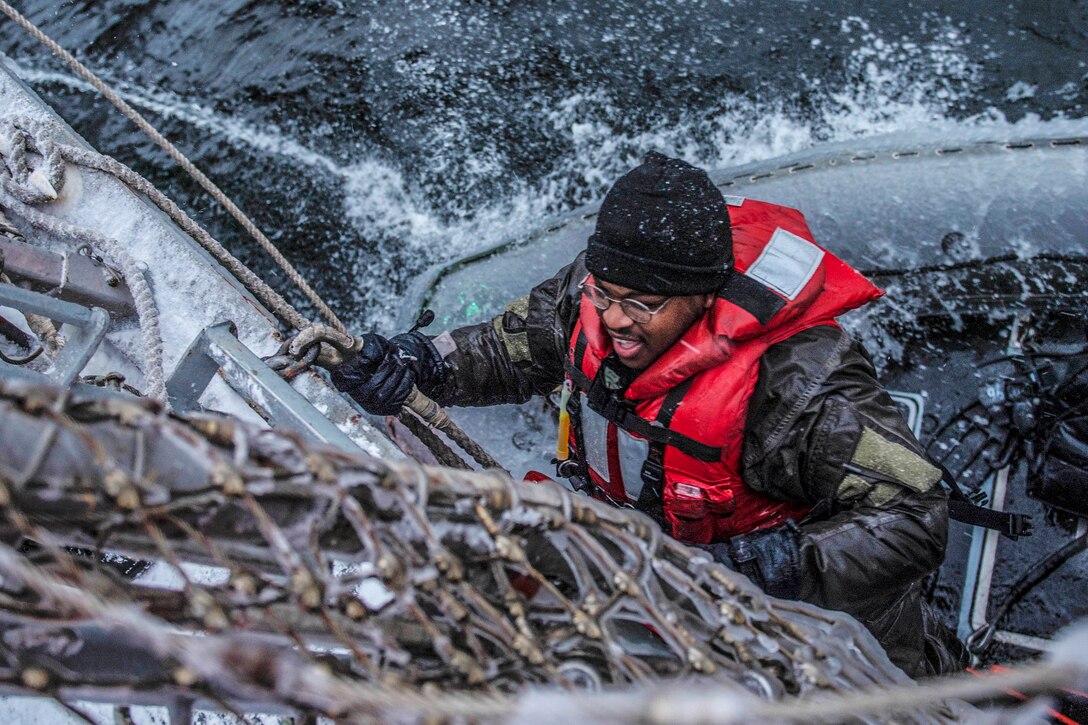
[
  {"x1": 0, "y1": 0, "x2": 345, "y2": 333},
  {"x1": 513, "y1": 656, "x2": 1084, "y2": 724},
  {"x1": 404, "y1": 387, "x2": 507, "y2": 472},
  {"x1": 60, "y1": 136, "x2": 312, "y2": 332},
  {"x1": 0, "y1": 117, "x2": 169, "y2": 401},
  {"x1": 0, "y1": 187, "x2": 168, "y2": 403},
  {"x1": 2, "y1": 115, "x2": 497, "y2": 464},
  {"x1": 0, "y1": 8, "x2": 541, "y2": 467},
  {"x1": 395, "y1": 406, "x2": 474, "y2": 470},
  {"x1": 0, "y1": 271, "x2": 64, "y2": 355},
  {"x1": 0, "y1": 76, "x2": 309, "y2": 335}
]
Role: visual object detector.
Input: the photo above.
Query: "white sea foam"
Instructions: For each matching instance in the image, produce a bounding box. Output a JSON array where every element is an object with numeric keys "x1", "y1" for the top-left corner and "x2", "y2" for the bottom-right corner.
[
  {"x1": 11, "y1": 62, "x2": 346, "y2": 177},
  {"x1": 1, "y1": 16, "x2": 1086, "y2": 723},
  {"x1": 9, "y1": 14, "x2": 1088, "y2": 333}
]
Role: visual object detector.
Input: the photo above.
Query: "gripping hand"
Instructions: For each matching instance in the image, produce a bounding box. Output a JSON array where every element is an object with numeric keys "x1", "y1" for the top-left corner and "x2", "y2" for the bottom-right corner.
[
  {"x1": 697, "y1": 522, "x2": 802, "y2": 600},
  {"x1": 330, "y1": 331, "x2": 446, "y2": 416}
]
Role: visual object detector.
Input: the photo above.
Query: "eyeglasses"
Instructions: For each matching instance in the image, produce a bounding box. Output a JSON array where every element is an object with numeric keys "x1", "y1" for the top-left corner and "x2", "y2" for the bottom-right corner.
[{"x1": 579, "y1": 275, "x2": 673, "y2": 324}]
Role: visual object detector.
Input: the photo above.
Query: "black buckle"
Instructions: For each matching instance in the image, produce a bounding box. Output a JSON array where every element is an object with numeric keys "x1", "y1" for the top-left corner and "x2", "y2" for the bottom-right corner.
[
  {"x1": 554, "y1": 459, "x2": 595, "y2": 494},
  {"x1": 1008, "y1": 513, "x2": 1034, "y2": 540},
  {"x1": 640, "y1": 455, "x2": 665, "y2": 489}
]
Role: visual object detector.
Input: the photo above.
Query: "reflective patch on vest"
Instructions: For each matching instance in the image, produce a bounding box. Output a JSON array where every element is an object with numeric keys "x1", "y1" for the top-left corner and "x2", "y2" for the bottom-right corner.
[
  {"x1": 745, "y1": 227, "x2": 825, "y2": 300},
  {"x1": 851, "y1": 427, "x2": 942, "y2": 493},
  {"x1": 578, "y1": 393, "x2": 649, "y2": 502},
  {"x1": 580, "y1": 392, "x2": 610, "y2": 483},
  {"x1": 724, "y1": 195, "x2": 745, "y2": 207}
]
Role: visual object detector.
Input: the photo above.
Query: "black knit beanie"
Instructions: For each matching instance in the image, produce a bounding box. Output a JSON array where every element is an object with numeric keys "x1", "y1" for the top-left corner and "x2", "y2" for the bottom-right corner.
[{"x1": 585, "y1": 151, "x2": 733, "y2": 296}]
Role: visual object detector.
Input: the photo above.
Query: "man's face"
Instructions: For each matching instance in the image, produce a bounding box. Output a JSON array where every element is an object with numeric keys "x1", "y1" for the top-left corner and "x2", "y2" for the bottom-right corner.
[{"x1": 594, "y1": 278, "x2": 713, "y2": 370}]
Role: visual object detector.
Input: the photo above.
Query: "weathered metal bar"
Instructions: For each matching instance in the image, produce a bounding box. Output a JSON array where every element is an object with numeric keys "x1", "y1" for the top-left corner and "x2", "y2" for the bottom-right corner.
[
  {"x1": 0, "y1": 283, "x2": 109, "y2": 385},
  {"x1": 0, "y1": 237, "x2": 136, "y2": 316},
  {"x1": 166, "y1": 321, "x2": 366, "y2": 453}
]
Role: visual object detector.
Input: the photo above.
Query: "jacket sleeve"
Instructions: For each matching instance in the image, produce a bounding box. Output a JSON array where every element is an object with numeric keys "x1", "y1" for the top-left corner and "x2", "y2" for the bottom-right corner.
[
  {"x1": 427, "y1": 254, "x2": 586, "y2": 407},
  {"x1": 741, "y1": 325, "x2": 948, "y2": 612}
]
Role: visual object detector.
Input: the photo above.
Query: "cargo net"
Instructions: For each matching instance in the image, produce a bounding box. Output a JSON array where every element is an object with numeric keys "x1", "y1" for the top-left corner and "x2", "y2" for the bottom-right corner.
[{"x1": 0, "y1": 380, "x2": 969, "y2": 722}]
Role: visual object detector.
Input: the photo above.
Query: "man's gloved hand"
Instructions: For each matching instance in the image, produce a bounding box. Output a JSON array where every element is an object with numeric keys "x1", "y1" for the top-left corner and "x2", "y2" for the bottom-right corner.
[
  {"x1": 699, "y1": 522, "x2": 802, "y2": 600},
  {"x1": 330, "y1": 331, "x2": 446, "y2": 416},
  {"x1": 286, "y1": 324, "x2": 364, "y2": 369},
  {"x1": 699, "y1": 542, "x2": 736, "y2": 570}
]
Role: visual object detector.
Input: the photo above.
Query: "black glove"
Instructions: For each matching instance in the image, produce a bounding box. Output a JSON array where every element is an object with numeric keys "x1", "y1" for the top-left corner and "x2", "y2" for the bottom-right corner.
[
  {"x1": 725, "y1": 521, "x2": 802, "y2": 600},
  {"x1": 330, "y1": 332, "x2": 446, "y2": 416},
  {"x1": 387, "y1": 330, "x2": 447, "y2": 396}
]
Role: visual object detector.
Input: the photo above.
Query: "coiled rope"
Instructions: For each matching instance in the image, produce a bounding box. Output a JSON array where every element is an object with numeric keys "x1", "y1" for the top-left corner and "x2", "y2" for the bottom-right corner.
[
  {"x1": 0, "y1": 10, "x2": 505, "y2": 469},
  {"x1": 0, "y1": 117, "x2": 168, "y2": 402},
  {"x1": 0, "y1": 0, "x2": 345, "y2": 333}
]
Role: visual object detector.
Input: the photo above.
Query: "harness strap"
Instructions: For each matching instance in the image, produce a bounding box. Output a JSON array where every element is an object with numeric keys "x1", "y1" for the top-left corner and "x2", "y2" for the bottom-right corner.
[
  {"x1": 948, "y1": 499, "x2": 1033, "y2": 540},
  {"x1": 636, "y1": 377, "x2": 694, "y2": 521},
  {"x1": 573, "y1": 329, "x2": 589, "y2": 370},
  {"x1": 564, "y1": 338, "x2": 722, "y2": 463},
  {"x1": 939, "y1": 463, "x2": 1033, "y2": 540}
]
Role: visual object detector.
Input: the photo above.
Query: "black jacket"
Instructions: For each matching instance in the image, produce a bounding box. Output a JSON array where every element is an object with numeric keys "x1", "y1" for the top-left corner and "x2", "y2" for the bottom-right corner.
[{"x1": 424, "y1": 254, "x2": 952, "y2": 677}]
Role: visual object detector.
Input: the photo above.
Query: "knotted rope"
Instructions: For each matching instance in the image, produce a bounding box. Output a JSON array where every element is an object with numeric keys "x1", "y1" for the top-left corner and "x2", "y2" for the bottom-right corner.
[
  {"x1": 0, "y1": 0, "x2": 345, "y2": 332},
  {"x1": 0, "y1": 380, "x2": 982, "y2": 723},
  {"x1": 0, "y1": 117, "x2": 168, "y2": 402}
]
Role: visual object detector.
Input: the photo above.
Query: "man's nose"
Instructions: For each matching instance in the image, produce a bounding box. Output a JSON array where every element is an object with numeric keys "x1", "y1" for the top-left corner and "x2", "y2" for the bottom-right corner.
[{"x1": 601, "y1": 299, "x2": 634, "y2": 328}]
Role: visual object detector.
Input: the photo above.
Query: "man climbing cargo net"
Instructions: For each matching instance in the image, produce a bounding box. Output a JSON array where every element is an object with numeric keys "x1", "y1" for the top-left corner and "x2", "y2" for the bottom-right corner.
[
  {"x1": 0, "y1": 102, "x2": 950, "y2": 722},
  {"x1": 0, "y1": 124, "x2": 1084, "y2": 722},
  {"x1": 0, "y1": 12, "x2": 1085, "y2": 718},
  {"x1": 0, "y1": 378, "x2": 990, "y2": 722}
]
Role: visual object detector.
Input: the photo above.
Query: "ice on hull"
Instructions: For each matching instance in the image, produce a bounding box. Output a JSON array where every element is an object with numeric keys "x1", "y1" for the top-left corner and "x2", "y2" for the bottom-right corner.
[{"x1": 0, "y1": 54, "x2": 399, "y2": 458}]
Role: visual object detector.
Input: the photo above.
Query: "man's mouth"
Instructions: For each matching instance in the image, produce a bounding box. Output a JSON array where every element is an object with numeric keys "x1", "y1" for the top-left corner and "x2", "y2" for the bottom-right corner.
[{"x1": 608, "y1": 332, "x2": 645, "y2": 358}]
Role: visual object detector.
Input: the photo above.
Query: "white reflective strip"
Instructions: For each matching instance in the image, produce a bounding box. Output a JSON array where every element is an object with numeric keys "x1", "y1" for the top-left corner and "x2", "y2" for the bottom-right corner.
[
  {"x1": 579, "y1": 393, "x2": 610, "y2": 483},
  {"x1": 724, "y1": 195, "x2": 745, "y2": 207},
  {"x1": 578, "y1": 394, "x2": 649, "y2": 503},
  {"x1": 745, "y1": 227, "x2": 825, "y2": 300},
  {"x1": 618, "y1": 429, "x2": 649, "y2": 502}
]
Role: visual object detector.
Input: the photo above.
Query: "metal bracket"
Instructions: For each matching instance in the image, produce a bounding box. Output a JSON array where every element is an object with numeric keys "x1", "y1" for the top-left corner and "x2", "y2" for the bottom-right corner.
[
  {"x1": 166, "y1": 322, "x2": 364, "y2": 453},
  {"x1": 0, "y1": 237, "x2": 136, "y2": 316},
  {"x1": 0, "y1": 282, "x2": 109, "y2": 386}
]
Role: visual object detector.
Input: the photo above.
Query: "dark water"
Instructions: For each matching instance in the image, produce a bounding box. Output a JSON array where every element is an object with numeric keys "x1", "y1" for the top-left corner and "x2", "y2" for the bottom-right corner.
[
  {"x1": 3, "y1": 0, "x2": 1088, "y2": 670},
  {"x1": 2, "y1": 0, "x2": 1087, "y2": 328}
]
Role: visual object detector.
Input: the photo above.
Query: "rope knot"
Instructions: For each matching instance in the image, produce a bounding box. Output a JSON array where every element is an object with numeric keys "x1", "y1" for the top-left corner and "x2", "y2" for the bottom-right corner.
[{"x1": 0, "y1": 116, "x2": 65, "y2": 204}]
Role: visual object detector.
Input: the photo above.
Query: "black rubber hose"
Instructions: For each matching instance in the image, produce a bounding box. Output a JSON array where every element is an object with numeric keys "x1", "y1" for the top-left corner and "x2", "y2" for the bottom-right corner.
[{"x1": 967, "y1": 532, "x2": 1088, "y2": 654}]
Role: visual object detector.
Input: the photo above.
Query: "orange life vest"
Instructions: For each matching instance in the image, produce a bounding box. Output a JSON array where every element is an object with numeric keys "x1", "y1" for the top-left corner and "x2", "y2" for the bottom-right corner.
[{"x1": 562, "y1": 198, "x2": 883, "y2": 544}]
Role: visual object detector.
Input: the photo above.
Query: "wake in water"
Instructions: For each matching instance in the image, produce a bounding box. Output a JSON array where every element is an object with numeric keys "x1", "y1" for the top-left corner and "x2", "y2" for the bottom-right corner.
[{"x1": 5, "y1": 8, "x2": 1085, "y2": 329}]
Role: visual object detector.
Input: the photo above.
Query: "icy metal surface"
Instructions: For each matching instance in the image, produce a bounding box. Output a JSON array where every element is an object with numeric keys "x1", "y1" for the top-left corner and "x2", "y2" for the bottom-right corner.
[
  {"x1": 0, "y1": 54, "x2": 401, "y2": 460},
  {"x1": 167, "y1": 321, "x2": 379, "y2": 454}
]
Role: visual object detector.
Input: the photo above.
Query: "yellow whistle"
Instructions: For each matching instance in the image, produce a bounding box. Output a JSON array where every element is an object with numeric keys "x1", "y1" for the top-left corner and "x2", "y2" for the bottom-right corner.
[{"x1": 556, "y1": 379, "x2": 572, "y2": 461}]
